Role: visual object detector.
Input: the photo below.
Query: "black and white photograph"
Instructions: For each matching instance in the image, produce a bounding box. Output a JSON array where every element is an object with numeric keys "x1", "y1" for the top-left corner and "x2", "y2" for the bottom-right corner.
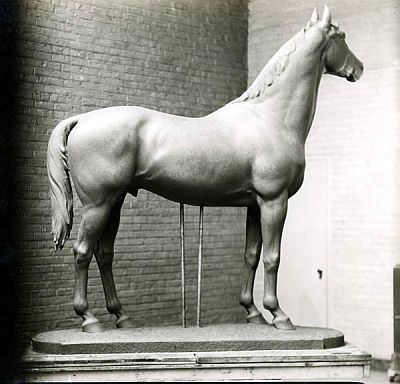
[{"x1": 0, "y1": 0, "x2": 398, "y2": 382}]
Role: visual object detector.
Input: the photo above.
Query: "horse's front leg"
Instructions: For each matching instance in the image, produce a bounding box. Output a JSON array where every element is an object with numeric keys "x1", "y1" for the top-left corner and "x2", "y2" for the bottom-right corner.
[
  {"x1": 239, "y1": 205, "x2": 267, "y2": 324},
  {"x1": 258, "y1": 192, "x2": 295, "y2": 330}
]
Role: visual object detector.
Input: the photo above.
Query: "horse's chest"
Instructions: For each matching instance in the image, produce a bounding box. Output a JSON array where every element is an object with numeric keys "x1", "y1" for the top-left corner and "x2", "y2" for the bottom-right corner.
[{"x1": 252, "y1": 144, "x2": 305, "y2": 199}]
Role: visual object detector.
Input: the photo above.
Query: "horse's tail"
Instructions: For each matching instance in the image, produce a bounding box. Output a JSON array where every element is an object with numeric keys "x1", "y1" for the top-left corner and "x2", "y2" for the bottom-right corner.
[{"x1": 47, "y1": 117, "x2": 79, "y2": 250}]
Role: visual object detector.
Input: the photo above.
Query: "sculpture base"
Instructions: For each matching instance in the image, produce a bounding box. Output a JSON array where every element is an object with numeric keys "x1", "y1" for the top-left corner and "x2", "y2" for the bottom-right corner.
[
  {"x1": 21, "y1": 324, "x2": 371, "y2": 381},
  {"x1": 31, "y1": 323, "x2": 344, "y2": 354}
]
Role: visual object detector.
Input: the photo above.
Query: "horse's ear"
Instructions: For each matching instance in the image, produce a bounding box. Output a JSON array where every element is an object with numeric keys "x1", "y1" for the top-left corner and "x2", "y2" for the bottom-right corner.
[
  {"x1": 310, "y1": 8, "x2": 319, "y2": 23},
  {"x1": 321, "y1": 5, "x2": 331, "y2": 28}
]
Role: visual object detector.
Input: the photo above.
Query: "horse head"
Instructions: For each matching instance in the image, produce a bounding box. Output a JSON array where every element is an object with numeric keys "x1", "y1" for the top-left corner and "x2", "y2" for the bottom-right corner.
[{"x1": 306, "y1": 5, "x2": 364, "y2": 82}]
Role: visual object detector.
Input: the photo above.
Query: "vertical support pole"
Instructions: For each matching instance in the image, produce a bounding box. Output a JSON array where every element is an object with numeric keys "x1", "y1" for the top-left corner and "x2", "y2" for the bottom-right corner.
[
  {"x1": 180, "y1": 203, "x2": 186, "y2": 328},
  {"x1": 197, "y1": 206, "x2": 204, "y2": 328},
  {"x1": 389, "y1": 263, "x2": 400, "y2": 381}
]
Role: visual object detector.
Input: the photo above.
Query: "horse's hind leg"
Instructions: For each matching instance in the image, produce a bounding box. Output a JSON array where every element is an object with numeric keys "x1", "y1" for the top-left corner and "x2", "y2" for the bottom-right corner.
[
  {"x1": 239, "y1": 205, "x2": 267, "y2": 324},
  {"x1": 73, "y1": 203, "x2": 112, "y2": 332},
  {"x1": 94, "y1": 194, "x2": 132, "y2": 329}
]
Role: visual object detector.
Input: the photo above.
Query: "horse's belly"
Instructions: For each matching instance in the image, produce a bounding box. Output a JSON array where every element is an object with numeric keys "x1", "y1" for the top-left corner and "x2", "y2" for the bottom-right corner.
[
  {"x1": 134, "y1": 153, "x2": 256, "y2": 206},
  {"x1": 137, "y1": 181, "x2": 256, "y2": 207}
]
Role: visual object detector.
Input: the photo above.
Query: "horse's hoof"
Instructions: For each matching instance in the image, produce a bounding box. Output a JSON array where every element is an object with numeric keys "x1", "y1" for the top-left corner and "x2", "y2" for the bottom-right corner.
[
  {"x1": 273, "y1": 316, "x2": 295, "y2": 330},
  {"x1": 246, "y1": 312, "x2": 268, "y2": 324},
  {"x1": 82, "y1": 318, "x2": 103, "y2": 333},
  {"x1": 116, "y1": 314, "x2": 133, "y2": 329}
]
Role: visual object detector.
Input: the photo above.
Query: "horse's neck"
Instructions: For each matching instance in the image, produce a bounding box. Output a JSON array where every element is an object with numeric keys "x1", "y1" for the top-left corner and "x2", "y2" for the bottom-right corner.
[{"x1": 259, "y1": 45, "x2": 325, "y2": 144}]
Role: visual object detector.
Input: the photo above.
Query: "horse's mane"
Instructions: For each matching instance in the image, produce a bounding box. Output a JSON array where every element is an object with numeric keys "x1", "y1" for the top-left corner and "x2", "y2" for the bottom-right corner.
[{"x1": 231, "y1": 29, "x2": 306, "y2": 104}]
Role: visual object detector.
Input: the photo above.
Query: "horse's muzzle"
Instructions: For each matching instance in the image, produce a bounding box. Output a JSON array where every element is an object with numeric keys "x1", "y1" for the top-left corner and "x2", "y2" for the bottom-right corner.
[{"x1": 347, "y1": 59, "x2": 364, "y2": 82}]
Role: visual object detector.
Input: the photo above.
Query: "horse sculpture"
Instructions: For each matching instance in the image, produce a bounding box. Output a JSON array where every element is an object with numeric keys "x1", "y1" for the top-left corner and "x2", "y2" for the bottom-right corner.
[{"x1": 47, "y1": 6, "x2": 363, "y2": 332}]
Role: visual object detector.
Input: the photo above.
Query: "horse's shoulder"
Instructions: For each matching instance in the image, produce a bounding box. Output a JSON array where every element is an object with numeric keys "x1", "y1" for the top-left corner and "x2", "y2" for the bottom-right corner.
[{"x1": 251, "y1": 134, "x2": 305, "y2": 183}]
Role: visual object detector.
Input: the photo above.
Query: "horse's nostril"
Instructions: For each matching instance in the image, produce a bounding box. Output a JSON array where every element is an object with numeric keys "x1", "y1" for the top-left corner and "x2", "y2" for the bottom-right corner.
[{"x1": 346, "y1": 71, "x2": 359, "y2": 82}]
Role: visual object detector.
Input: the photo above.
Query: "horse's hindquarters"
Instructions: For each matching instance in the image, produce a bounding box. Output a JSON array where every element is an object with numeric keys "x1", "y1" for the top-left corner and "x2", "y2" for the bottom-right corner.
[{"x1": 67, "y1": 112, "x2": 138, "y2": 206}]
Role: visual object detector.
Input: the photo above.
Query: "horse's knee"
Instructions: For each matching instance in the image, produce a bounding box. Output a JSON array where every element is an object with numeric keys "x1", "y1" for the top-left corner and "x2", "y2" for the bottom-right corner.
[
  {"x1": 74, "y1": 243, "x2": 92, "y2": 268},
  {"x1": 245, "y1": 246, "x2": 260, "y2": 267},
  {"x1": 98, "y1": 259, "x2": 113, "y2": 272},
  {"x1": 96, "y1": 246, "x2": 114, "y2": 271},
  {"x1": 263, "y1": 251, "x2": 280, "y2": 272}
]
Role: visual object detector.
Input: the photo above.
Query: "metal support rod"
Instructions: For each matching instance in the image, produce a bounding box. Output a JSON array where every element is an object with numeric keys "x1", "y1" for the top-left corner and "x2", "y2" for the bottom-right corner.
[
  {"x1": 180, "y1": 203, "x2": 186, "y2": 328},
  {"x1": 197, "y1": 205, "x2": 204, "y2": 328},
  {"x1": 389, "y1": 263, "x2": 400, "y2": 381}
]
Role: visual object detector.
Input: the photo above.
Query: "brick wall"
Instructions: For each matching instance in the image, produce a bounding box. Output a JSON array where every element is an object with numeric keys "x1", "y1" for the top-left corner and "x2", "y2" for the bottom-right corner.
[
  {"x1": 14, "y1": 0, "x2": 248, "y2": 349},
  {"x1": 249, "y1": 0, "x2": 400, "y2": 360},
  {"x1": 0, "y1": 0, "x2": 19, "y2": 378}
]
